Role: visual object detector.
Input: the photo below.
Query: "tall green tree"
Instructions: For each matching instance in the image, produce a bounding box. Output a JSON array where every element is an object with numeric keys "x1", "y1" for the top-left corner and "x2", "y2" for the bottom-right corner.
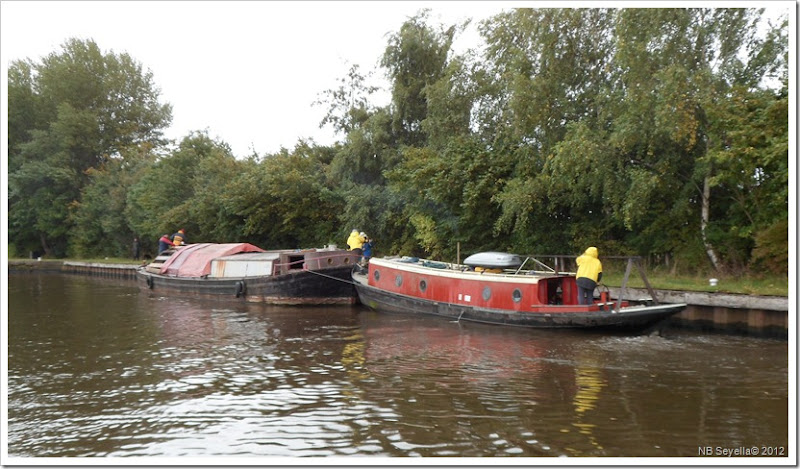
[
  {"x1": 7, "y1": 59, "x2": 42, "y2": 167},
  {"x1": 381, "y1": 9, "x2": 457, "y2": 147},
  {"x1": 483, "y1": 9, "x2": 617, "y2": 253},
  {"x1": 487, "y1": 8, "x2": 787, "y2": 271},
  {"x1": 8, "y1": 38, "x2": 172, "y2": 256},
  {"x1": 479, "y1": 9, "x2": 615, "y2": 152},
  {"x1": 315, "y1": 63, "x2": 379, "y2": 137},
  {"x1": 606, "y1": 8, "x2": 787, "y2": 271},
  {"x1": 69, "y1": 144, "x2": 158, "y2": 258}
]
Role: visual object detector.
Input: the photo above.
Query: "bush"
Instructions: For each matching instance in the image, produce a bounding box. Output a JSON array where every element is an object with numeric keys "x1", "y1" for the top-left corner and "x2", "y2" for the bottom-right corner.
[{"x1": 750, "y1": 219, "x2": 788, "y2": 275}]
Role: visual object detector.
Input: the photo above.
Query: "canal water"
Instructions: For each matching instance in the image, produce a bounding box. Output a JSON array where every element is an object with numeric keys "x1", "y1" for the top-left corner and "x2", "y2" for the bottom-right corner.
[{"x1": 6, "y1": 273, "x2": 790, "y2": 460}]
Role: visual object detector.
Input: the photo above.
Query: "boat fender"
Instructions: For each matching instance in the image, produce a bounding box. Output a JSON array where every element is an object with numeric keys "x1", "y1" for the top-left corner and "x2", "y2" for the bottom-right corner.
[
  {"x1": 235, "y1": 281, "x2": 246, "y2": 298},
  {"x1": 146, "y1": 275, "x2": 154, "y2": 289}
]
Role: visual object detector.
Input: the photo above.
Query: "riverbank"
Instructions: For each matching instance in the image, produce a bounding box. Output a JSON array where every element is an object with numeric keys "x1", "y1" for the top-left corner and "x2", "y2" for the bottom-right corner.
[
  {"x1": 8, "y1": 259, "x2": 790, "y2": 337},
  {"x1": 607, "y1": 286, "x2": 789, "y2": 338},
  {"x1": 8, "y1": 259, "x2": 141, "y2": 279}
]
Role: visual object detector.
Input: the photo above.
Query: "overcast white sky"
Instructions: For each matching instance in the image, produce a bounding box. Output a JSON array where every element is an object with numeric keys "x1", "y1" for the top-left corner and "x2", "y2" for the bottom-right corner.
[
  {"x1": 1, "y1": 1, "x2": 792, "y2": 157},
  {"x1": 1, "y1": 1, "x2": 508, "y2": 156}
]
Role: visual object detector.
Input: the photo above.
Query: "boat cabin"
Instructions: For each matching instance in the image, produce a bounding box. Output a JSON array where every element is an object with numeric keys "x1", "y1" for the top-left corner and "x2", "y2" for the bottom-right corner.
[
  {"x1": 211, "y1": 249, "x2": 355, "y2": 278},
  {"x1": 367, "y1": 256, "x2": 586, "y2": 312},
  {"x1": 145, "y1": 243, "x2": 357, "y2": 278}
]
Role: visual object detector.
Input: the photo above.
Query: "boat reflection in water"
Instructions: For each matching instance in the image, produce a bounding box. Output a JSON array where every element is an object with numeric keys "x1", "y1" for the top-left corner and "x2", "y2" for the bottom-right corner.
[
  {"x1": 355, "y1": 313, "x2": 571, "y2": 455},
  {"x1": 355, "y1": 309, "x2": 788, "y2": 458}
]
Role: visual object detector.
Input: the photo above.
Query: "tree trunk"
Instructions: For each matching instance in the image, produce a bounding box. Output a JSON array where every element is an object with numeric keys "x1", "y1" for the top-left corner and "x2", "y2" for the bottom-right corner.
[
  {"x1": 701, "y1": 175, "x2": 721, "y2": 271},
  {"x1": 40, "y1": 232, "x2": 51, "y2": 257}
]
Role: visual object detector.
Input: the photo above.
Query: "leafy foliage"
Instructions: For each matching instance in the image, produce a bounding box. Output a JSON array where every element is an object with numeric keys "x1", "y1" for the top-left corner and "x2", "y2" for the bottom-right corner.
[
  {"x1": 69, "y1": 145, "x2": 157, "y2": 258},
  {"x1": 381, "y1": 9, "x2": 457, "y2": 146},
  {"x1": 8, "y1": 38, "x2": 172, "y2": 256},
  {"x1": 8, "y1": 10, "x2": 789, "y2": 277}
]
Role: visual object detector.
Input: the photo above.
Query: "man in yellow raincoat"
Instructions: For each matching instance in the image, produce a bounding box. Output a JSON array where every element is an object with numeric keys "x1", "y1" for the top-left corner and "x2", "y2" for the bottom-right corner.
[
  {"x1": 576, "y1": 246, "x2": 603, "y2": 305},
  {"x1": 347, "y1": 229, "x2": 366, "y2": 261},
  {"x1": 347, "y1": 229, "x2": 365, "y2": 251}
]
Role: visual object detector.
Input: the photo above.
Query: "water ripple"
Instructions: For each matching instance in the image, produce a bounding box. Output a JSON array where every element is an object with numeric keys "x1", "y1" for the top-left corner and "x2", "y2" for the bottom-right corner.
[{"x1": 7, "y1": 275, "x2": 790, "y2": 458}]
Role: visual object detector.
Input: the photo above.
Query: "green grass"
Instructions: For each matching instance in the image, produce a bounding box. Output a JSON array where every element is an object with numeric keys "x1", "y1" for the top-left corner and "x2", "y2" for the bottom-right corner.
[
  {"x1": 10, "y1": 256, "x2": 143, "y2": 265},
  {"x1": 602, "y1": 271, "x2": 788, "y2": 297},
  {"x1": 65, "y1": 257, "x2": 144, "y2": 265}
]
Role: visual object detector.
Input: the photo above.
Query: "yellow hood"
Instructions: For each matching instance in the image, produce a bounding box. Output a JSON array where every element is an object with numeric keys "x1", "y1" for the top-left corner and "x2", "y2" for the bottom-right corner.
[{"x1": 576, "y1": 247, "x2": 602, "y2": 282}]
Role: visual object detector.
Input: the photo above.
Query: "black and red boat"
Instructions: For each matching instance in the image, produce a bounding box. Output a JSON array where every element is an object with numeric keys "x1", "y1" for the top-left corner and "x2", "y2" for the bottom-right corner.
[
  {"x1": 137, "y1": 243, "x2": 359, "y2": 305},
  {"x1": 352, "y1": 252, "x2": 686, "y2": 331}
]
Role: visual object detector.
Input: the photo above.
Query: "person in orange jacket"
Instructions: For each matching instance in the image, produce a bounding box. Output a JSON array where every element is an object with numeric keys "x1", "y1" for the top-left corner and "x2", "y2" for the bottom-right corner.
[{"x1": 171, "y1": 229, "x2": 187, "y2": 246}]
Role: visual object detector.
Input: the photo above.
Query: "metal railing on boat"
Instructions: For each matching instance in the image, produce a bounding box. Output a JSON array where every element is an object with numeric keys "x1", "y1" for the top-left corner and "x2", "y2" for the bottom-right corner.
[{"x1": 518, "y1": 254, "x2": 661, "y2": 310}]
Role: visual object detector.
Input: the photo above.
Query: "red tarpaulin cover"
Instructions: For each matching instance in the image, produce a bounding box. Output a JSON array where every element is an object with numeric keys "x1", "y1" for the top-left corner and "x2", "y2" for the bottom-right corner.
[{"x1": 159, "y1": 243, "x2": 266, "y2": 277}]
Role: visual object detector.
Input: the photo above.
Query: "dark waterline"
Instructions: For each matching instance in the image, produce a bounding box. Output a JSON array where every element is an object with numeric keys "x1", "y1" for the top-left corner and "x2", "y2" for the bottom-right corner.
[{"x1": 7, "y1": 273, "x2": 789, "y2": 458}]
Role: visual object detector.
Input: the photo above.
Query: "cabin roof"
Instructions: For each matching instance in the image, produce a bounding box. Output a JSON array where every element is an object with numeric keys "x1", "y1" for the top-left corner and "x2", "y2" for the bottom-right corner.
[
  {"x1": 213, "y1": 252, "x2": 282, "y2": 262},
  {"x1": 159, "y1": 243, "x2": 266, "y2": 277}
]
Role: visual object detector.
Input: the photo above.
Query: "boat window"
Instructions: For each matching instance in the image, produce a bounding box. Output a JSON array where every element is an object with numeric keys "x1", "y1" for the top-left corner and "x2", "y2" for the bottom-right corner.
[
  {"x1": 288, "y1": 255, "x2": 304, "y2": 270},
  {"x1": 395, "y1": 275, "x2": 403, "y2": 287},
  {"x1": 512, "y1": 289, "x2": 522, "y2": 303},
  {"x1": 343, "y1": 257, "x2": 350, "y2": 264},
  {"x1": 327, "y1": 258, "x2": 333, "y2": 265},
  {"x1": 482, "y1": 286, "x2": 491, "y2": 301},
  {"x1": 419, "y1": 279, "x2": 427, "y2": 292},
  {"x1": 373, "y1": 270, "x2": 380, "y2": 281}
]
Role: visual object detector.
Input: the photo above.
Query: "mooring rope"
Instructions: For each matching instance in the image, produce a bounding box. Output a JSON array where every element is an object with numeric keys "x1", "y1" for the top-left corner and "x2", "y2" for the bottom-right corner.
[
  {"x1": 305, "y1": 268, "x2": 359, "y2": 285},
  {"x1": 450, "y1": 310, "x2": 467, "y2": 323}
]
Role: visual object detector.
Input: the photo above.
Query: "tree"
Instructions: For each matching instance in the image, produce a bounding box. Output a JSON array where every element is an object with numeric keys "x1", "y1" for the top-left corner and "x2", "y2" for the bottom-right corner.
[
  {"x1": 421, "y1": 54, "x2": 477, "y2": 149},
  {"x1": 487, "y1": 8, "x2": 787, "y2": 272},
  {"x1": 381, "y1": 9, "x2": 457, "y2": 146},
  {"x1": 69, "y1": 144, "x2": 158, "y2": 258},
  {"x1": 386, "y1": 136, "x2": 515, "y2": 258},
  {"x1": 479, "y1": 9, "x2": 615, "y2": 152},
  {"x1": 483, "y1": 9, "x2": 617, "y2": 254},
  {"x1": 223, "y1": 143, "x2": 344, "y2": 248},
  {"x1": 125, "y1": 132, "x2": 240, "y2": 244},
  {"x1": 608, "y1": 8, "x2": 787, "y2": 271},
  {"x1": 315, "y1": 63, "x2": 379, "y2": 137},
  {"x1": 8, "y1": 38, "x2": 172, "y2": 256},
  {"x1": 7, "y1": 59, "x2": 42, "y2": 168},
  {"x1": 8, "y1": 132, "x2": 77, "y2": 256}
]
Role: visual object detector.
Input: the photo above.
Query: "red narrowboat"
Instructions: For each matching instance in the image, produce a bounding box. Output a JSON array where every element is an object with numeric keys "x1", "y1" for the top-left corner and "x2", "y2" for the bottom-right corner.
[{"x1": 352, "y1": 254, "x2": 686, "y2": 331}]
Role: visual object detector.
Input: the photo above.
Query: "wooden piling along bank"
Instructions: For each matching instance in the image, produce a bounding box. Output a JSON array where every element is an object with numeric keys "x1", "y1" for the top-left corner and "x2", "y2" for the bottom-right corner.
[
  {"x1": 9, "y1": 260, "x2": 140, "y2": 280},
  {"x1": 608, "y1": 286, "x2": 789, "y2": 338},
  {"x1": 61, "y1": 261, "x2": 139, "y2": 280},
  {"x1": 8, "y1": 260, "x2": 789, "y2": 337}
]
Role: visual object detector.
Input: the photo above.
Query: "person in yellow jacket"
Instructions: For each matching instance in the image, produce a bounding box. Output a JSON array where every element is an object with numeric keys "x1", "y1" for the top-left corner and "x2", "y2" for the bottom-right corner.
[
  {"x1": 347, "y1": 229, "x2": 365, "y2": 251},
  {"x1": 347, "y1": 229, "x2": 367, "y2": 261},
  {"x1": 575, "y1": 246, "x2": 603, "y2": 305}
]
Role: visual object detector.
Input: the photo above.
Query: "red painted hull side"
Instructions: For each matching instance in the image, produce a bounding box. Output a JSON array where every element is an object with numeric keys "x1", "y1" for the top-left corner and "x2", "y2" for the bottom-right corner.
[
  {"x1": 353, "y1": 258, "x2": 688, "y2": 330},
  {"x1": 366, "y1": 259, "x2": 591, "y2": 313}
]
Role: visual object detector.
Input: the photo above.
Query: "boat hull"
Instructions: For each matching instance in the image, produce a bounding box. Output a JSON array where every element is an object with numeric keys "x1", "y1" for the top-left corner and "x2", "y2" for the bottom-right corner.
[
  {"x1": 353, "y1": 272, "x2": 685, "y2": 331},
  {"x1": 137, "y1": 266, "x2": 357, "y2": 305}
]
